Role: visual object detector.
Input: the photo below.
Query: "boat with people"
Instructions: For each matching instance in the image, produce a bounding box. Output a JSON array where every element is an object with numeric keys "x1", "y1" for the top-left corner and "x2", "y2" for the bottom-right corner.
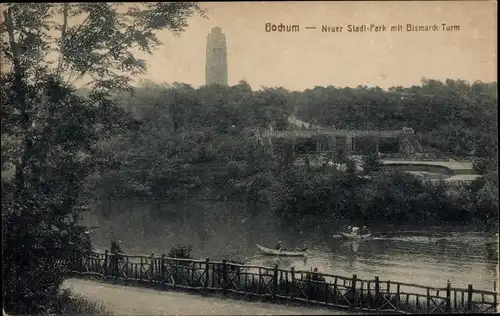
[
  {"x1": 341, "y1": 225, "x2": 372, "y2": 240},
  {"x1": 341, "y1": 232, "x2": 372, "y2": 240},
  {"x1": 256, "y1": 244, "x2": 307, "y2": 257}
]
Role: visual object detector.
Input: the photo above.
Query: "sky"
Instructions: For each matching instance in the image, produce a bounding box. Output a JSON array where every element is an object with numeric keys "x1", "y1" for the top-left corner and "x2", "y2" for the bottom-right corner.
[
  {"x1": 132, "y1": 1, "x2": 496, "y2": 91},
  {"x1": 3, "y1": 2, "x2": 494, "y2": 91}
]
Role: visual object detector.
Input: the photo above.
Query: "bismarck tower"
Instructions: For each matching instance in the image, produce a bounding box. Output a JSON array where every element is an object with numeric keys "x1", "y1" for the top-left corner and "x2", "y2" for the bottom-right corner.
[{"x1": 205, "y1": 27, "x2": 228, "y2": 85}]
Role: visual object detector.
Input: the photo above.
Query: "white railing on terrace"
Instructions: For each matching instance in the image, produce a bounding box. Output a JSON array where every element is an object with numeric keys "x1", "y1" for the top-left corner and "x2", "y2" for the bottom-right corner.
[{"x1": 262, "y1": 129, "x2": 411, "y2": 138}]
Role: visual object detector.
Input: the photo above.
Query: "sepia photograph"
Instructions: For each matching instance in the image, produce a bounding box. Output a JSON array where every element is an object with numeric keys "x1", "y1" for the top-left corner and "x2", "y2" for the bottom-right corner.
[{"x1": 1, "y1": 1, "x2": 498, "y2": 315}]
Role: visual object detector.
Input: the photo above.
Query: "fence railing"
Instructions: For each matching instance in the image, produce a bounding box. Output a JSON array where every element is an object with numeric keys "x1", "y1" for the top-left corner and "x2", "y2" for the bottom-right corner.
[{"x1": 69, "y1": 250, "x2": 498, "y2": 314}]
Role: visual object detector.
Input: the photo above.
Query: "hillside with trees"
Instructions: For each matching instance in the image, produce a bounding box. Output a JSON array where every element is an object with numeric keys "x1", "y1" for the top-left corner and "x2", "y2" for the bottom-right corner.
[
  {"x1": 293, "y1": 79, "x2": 497, "y2": 159},
  {"x1": 85, "y1": 79, "x2": 498, "y2": 229}
]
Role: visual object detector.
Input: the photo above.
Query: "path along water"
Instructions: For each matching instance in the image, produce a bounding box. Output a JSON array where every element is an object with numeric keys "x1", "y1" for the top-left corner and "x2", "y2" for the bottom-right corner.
[{"x1": 63, "y1": 278, "x2": 353, "y2": 315}]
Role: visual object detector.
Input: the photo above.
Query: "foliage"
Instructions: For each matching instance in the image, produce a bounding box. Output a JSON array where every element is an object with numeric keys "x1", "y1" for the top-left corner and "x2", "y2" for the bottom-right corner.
[
  {"x1": 294, "y1": 79, "x2": 497, "y2": 160},
  {"x1": 1, "y1": 3, "x2": 203, "y2": 314},
  {"x1": 110, "y1": 240, "x2": 122, "y2": 254},
  {"x1": 1, "y1": 78, "x2": 103, "y2": 314},
  {"x1": 87, "y1": 80, "x2": 286, "y2": 202},
  {"x1": 167, "y1": 244, "x2": 193, "y2": 259},
  {"x1": 53, "y1": 289, "x2": 113, "y2": 316},
  {"x1": 87, "y1": 78, "x2": 498, "y2": 228},
  {"x1": 0, "y1": 3, "x2": 205, "y2": 92},
  {"x1": 473, "y1": 157, "x2": 496, "y2": 175},
  {"x1": 220, "y1": 250, "x2": 245, "y2": 265},
  {"x1": 362, "y1": 153, "x2": 382, "y2": 174},
  {"x1": 164, "y1": 244, "x2": 194, "y2": 278},
  {"x1": 273, "y1": 168, "x2": 498, "y2": 227}
]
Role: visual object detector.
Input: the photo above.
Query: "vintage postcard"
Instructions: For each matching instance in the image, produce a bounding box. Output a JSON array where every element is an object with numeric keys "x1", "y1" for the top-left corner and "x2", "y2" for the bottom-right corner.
[{"x1": 1, "y1": 1, "x2": 497, "y2": 315}]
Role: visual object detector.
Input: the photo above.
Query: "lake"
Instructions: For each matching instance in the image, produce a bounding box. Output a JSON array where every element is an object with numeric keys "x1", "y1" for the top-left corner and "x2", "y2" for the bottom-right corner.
[{"x1": 84, "y1": 200, "x2": 498, "y2": 292}]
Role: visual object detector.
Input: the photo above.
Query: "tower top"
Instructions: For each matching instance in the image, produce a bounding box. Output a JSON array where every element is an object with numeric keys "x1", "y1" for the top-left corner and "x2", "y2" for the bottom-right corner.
[{"x1": 211, "y1": 26, "x2": 222, "y2": 34}]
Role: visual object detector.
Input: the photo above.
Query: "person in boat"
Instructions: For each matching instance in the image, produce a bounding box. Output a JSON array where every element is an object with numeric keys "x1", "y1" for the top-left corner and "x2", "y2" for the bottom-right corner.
[
  {"x1": 276, "y1": 240, "x2": 284, "y2": 251},
  {"x1": 350, "y1": 226, "x2": 360, "y2": 235},
  {"x1": 360, "y1": 226, "x2": 370, "y2": 235}
]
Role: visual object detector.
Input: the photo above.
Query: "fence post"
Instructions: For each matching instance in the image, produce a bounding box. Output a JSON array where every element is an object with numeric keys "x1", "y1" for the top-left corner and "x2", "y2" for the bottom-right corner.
[
  {"x1": 140, "y1": 257, "x2": 143, "y2": 280},
  {"x1": 427, "y1": 288, "x2": 431, "y2": 311},
  {"x1": 190, "y1": 260, "x2": 195, "y2": 287},
  {"x1": 396, "y1": 283, "x2": 401, "y2": 307},
  {"x1": 111, "y1": 251, "x2": 117, "y2": 280},
  {"x1": 125, "y1": 256, "x2": 128, "y2": 285},
  {"x1": 150, "y1": 253, "x2": 155, "y2": 283},
  {"x1": 222, "y1": 259, "x2": 228, "y2": 291},
  {"x1": 212, "y1": 263, "x2": 216, "y2": 288},
  {"x1": 104, "y1": 250, "x2": 109, "y2": 277},
  {"x1": 467, "y1": 284, "x2": 473, "y2": 311},
  {"x1": 258, "y1": 267, "x2": 262, "y2": 294},
  {"x1": 333, "y1": 277, "x2": 338, "y2": 304},
  {"x1": 359, "y1": 281, "x2": 364, "y2": 309},
  {"x1": 446, "y1": 280, "x2": 451, "y2": 312},
  {"x1": 173, "y1": 259, "x2": 178, "y2": 289},
  {"x1": 160, "y1": 254, "x2": 166, "y2": 285},
  {"x1": 273, "y1": 263, "x2": 278, "y2": 299},
  {"x1": 307, "y1": 271, "x2": 311, "y2": 303},
  {"x1": 493, "y1": 281, "x2": 497, "y2": 313},
  {"x1": 205, "y1": 258, "x2": 210, "y2": 290},
  {"x1": 160, "y1": 254, "x2": 165, "y2": 276},
  {"x1": 290, "y1": 267, "x2": 295, "y2": 300},
  {"x1": 375, "y1": 276, "x2": 380, "y2": 309},
  {"x1": 352, "y1": 274, "x2": 357, "y2": 304}
]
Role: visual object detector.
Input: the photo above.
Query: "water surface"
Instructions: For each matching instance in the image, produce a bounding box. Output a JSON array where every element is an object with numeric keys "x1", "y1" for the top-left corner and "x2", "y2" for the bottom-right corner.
[{"x1": 84, "y1": 200, "x2": 498, "y2": 292}]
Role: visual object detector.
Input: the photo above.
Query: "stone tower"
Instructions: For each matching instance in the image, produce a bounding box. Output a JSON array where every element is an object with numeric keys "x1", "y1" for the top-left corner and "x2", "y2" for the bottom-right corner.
[{"x1": 205, "y1": 27, "x2": 228, "y2": 85}]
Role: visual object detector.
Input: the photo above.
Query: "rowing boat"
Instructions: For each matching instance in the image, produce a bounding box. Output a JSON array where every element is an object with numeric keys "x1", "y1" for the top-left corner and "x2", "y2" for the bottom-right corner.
[
  {"x1": 256, "y1": 244, "x2": 307, "y2": 257},
  {"x1": 341, "y1": 232, "x2": 372, "y2": 240}
]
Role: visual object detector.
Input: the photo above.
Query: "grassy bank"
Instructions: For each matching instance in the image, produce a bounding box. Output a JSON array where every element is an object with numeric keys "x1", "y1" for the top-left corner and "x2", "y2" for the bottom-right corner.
[{"x1": 52, "y1": 290, "x2": 113, "y2": 316}]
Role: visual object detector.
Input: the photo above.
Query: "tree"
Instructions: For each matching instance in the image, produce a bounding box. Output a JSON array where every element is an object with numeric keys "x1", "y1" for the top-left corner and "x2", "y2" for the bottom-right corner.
[
  {"x1": 473, "y1": 157, "x2": 493, "y2": 175},
  {"x1": 345, "y1": 158, "x2": 357, "y2": 175},
  {"x1": 1, "y1": 3, "x2": 205, "y2": 314},
  {"x1": 334, "y1": 148, "x2": 348, "y2": 164},
  {"x1": 362, "y1": 153, "x2": 382, "y2": 174},
  {"x1": 167, "y1": 244, "x2": 193, "y2": 259}
]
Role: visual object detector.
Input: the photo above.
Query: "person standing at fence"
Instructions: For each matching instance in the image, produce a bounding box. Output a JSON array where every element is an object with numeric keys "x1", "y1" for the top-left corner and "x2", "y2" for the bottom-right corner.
[
  {"x1": 110, "y1": 240, "x2": 123, "y2": 277},
  {"x1": 311, "y1": 267, "x2": 319, "y2": 281},
  {"x1": 276, "y1": 240, "x2": 284, "y2": 250}
]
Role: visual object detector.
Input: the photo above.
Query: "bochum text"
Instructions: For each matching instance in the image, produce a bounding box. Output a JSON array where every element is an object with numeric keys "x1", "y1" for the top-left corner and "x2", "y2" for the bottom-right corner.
[{"x1": 265, "y1": 23, "x2": 300, "y2": 32}]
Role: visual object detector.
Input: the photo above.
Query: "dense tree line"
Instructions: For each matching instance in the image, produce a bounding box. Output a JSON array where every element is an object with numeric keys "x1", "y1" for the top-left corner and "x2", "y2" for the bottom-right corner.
[
  {"x1": 295, "y1": 79, "x2": 497, "y2": 159},
  {"x1": 86, "y1": 79, "x2": 498, "y2": 228}
]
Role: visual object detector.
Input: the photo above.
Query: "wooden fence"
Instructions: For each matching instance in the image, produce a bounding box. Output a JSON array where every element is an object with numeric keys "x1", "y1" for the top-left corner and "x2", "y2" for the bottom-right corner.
[{"x1": 69, "y1": 251, "x2": 498, "y2": 314}]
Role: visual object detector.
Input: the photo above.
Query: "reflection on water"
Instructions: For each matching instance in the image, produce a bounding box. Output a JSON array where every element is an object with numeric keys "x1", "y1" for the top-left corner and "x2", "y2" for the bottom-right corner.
[{"x1": 85, "y1": 200, "x2": 498, "y2": 291}]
